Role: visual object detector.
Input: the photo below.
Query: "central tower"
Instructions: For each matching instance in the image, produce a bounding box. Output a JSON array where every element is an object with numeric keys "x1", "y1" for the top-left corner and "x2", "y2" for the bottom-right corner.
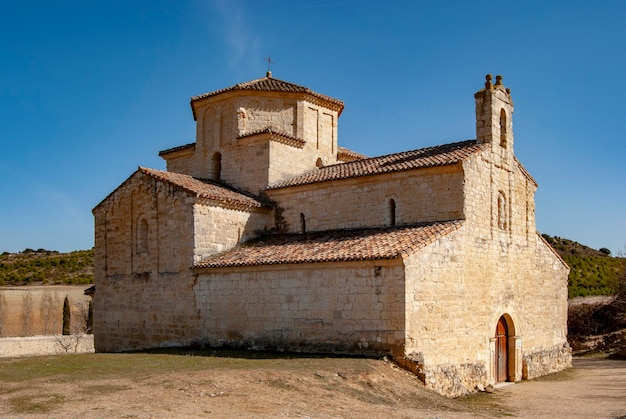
[{"x1": 160, "y1": 73, "x2": 344, "y2": 194}]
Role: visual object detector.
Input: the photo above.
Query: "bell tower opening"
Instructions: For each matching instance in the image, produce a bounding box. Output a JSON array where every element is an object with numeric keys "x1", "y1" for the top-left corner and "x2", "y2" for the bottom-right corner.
[
  {"x1": 499, "y1": 108, "x2": 507, "y2": 148},
  {"x1": 475, "y1": 74, "x2": 514, "y2": 154}
]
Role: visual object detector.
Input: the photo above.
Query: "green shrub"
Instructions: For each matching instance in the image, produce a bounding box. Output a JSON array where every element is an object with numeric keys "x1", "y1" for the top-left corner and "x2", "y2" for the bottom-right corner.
[{"x1": 0, "y1": 249, "x2": 94, "y2": 285}]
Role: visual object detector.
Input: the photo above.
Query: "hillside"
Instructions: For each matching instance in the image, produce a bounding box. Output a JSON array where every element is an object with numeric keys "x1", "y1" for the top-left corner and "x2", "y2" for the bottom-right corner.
[
  {"x1": 0, "y1": 249, "x2": 93, "y2": 286},
  {"x1": 542, "y1": 234, "x2": 626, "y2": 298}
]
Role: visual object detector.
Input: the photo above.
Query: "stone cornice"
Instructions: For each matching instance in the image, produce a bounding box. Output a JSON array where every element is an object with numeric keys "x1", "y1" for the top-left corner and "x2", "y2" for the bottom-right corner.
[{"x1": 237, "y1": 126, "x2": 305, "y2": 149}]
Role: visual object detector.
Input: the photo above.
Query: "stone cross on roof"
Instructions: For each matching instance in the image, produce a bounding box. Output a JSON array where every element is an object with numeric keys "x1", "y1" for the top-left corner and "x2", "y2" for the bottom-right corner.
[{"x1": 264, "y1": 55, "x2": 275, "y2": 78}]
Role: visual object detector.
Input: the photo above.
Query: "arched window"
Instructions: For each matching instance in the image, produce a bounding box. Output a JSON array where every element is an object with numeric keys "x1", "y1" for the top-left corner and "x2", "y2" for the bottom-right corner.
[
  {"x1": 137, "y1": 217, "x2": 148, "y2": 254},
  {"x1": 389, "y1": 199, "x2": 396, "y2": 227},
  {"x1": 497, "y1": 191, "x2": 508, "y2": 230},
  {"x1": 212, "y1": 152, "x2": 222, "y2": 182},
  {"x1": 499, "y1": 108, "x2": 507, "y2": 148},
  {"x1": 300, "y1": 213, "x2": 306, "y2": 234}
]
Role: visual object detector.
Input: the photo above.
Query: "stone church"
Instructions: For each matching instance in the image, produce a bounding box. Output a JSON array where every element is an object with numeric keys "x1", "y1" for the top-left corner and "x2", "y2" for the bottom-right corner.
[{"x1": 92, "y1": 72, "x2": 571, "y2": 396}]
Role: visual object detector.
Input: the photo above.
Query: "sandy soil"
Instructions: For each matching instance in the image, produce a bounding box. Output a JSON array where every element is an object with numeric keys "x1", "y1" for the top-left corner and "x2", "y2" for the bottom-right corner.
[
  {"x1": 484, "y1": 357, "x2": 626, "y2": 418},
  {"x1": 0, "y1": 355, "x2": 625, "y2": 418}
]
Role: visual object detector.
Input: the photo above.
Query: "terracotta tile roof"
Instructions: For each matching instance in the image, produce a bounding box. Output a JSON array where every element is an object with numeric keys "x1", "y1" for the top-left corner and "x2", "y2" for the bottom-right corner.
[
  {"x1": 190, "y1": 75, "x2": 344, "y2": 119},
  {"x1": 337, "y1": 147, "x2": 367, "y2": 162},
  {"x1": 158, "y1": 143, "x2": 195, "y2": 157},
  {"x1": 237, "y1": 126, "x2": 305, "y2": 148},
  {"x1": 267, "y1": 140, "x2": 486, "y2": 190},
  {"x1": 194, "y1": 220, "x2": 463, "y2": 269},
  {"x1": 139, "y1": 167, "x2": 271, "y2": 209}
]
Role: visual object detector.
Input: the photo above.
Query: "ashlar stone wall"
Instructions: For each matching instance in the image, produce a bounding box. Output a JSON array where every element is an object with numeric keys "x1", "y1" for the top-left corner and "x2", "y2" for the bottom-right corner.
[
  {"x1": 193, "y1": 202, "x2": 271, "y2": 263},
  {"x1": 163, "y1": 92, "x2": 340, "y2": 195},
  {"x1": 93, "y1": 173, "x2": 199, "y2": 351},
  {"x1": 398, "y1": 149, "x2": 570, "y2": 396},
  {"x1": 300, "y1": 100, "x2": 337, "y2": 155},
  {"x1": 193, "y1": 261, "x2": 406, "y2": 355},
  {"x1": 217, "y1": 97, "x2": 340, "y2": 195},
  {"x1": 93, "y1": 172, "x2": 272, "y2": 352},
  {"x1": 402, "y1": 227, "x2": 569, "y2": 396},
  {"x1": 267, "y1": 139, "x2": 336, "y2": 189},
  {"x1": 267, "y1": 165, "x2": 465, "y2": 233},
  {"x1": 161, "y1": 145, "x2": 196, "y2": 178},
  {"x1": 93, "y1": 173, "x2": 197, "y2": 277}
]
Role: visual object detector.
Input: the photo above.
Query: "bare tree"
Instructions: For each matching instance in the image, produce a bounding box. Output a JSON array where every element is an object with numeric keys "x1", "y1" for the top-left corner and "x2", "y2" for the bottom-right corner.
[
  {"x1": 72, "y1": 300, "x2": 90, "y2": 334},
  {"x1": 54, "y1": 299, "x2": 92, "y2": 353},
  {"x1": 40, "y1": 291, "x2": 54, "y2": 335},
  {"x1": 21, "y1": 293, "x2": 33, "y2": 336},
  {"x1": 55, "y1": 334, "x2": 85, "y2": 354}
]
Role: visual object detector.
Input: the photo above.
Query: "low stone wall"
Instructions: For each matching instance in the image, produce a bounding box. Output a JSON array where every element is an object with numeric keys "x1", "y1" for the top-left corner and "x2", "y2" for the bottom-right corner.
[
  {"x1": 0, "y1": 286, "x2": 92, "y2": 337},
  {"x1": 420, "y1": 362, "x2": 489, "y2": 397},
  {"x1": 394, "y1": 353, "x2": 489, "y2": 398},
  {"x1": 522, "y1": 343, "x2": 572, "y2": 380},
  {"x1": 0, "y1": 334, "x2": 94, "y2": 358}
]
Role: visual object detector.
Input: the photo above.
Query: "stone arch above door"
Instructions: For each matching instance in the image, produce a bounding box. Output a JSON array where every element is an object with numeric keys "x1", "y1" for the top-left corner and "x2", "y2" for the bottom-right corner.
[{"x1": 491, "y1": 313, "x2": 522, "y2": 384}]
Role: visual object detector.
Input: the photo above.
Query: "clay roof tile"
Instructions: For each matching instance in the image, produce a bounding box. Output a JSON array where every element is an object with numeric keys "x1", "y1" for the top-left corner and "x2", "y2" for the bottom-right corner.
[
  {"x1": 190, "y1": 75, "x2": 344, "y2": 120},
  {"x1": 194, "y1": 220, "x2": 463, "y2": 269},
  {"x1": 139, "y1": 167, "x2": 271, "y2": 210},
  {"x1": 267, "y1": 140, "x2": 486, "y2": 190}
]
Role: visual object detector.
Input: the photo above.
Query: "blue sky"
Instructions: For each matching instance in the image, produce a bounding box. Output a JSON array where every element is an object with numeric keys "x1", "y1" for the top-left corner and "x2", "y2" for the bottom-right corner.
[{"x1": 1, "y1": 0, "x2": 625, "y2": 255}]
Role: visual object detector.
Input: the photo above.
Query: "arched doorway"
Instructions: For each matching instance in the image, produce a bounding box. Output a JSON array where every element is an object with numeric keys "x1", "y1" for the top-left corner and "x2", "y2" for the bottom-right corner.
[{"x1": 495, "y1": 315, "x2": 509, "y2": 382}]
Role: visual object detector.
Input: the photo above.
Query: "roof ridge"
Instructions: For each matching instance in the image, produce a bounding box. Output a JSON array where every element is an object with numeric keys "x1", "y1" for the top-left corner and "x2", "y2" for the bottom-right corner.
[
  {"x1": 190, "y1": 76, "x2": 344, "y2": 120},
  {"x1": 233, "y1": 76, "x2": 268, "y2": 88},
  {"x1": 238, "y1": 75, "x2": 308, "y2": 90}
]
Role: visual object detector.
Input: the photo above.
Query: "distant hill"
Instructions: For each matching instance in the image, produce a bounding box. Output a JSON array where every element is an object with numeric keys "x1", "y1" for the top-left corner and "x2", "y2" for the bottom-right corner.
[
  {"x1": 0, "y1": 248, "x2": 93, "y2": 286},
  {"x1": 542, "y1": 235, "x2": 625, "y2": 298}
]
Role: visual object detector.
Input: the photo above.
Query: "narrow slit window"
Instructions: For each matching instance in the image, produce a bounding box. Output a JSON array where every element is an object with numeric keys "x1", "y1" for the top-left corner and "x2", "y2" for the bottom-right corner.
[
  {"x1": 499, "y1": 108, "x2": 507, "y2": 148},
  {"x1": 389, "y1": 199, "x2": 396, "y2": 227},
  {"x1": 300, "y1": 213, "x2": 306, "y2": 234},
  {"x1": 212, "y1": 152, "x2": 222, "y2": 182},
  {"x1": 137, "y1": 217, "x2": 149, "y2": 254},
  {"x1": 497, "y1": 191, "x2": 508, "y2": 230}
]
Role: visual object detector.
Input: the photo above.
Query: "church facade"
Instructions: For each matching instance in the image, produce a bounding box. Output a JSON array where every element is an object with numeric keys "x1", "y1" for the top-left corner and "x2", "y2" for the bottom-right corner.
[{"x1": 92, "y1": 73, "x2": 571, "y2": 396}]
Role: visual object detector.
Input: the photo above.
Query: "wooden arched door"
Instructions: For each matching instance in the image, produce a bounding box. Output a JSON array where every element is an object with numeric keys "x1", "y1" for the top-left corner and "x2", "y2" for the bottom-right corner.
[{"x1": 495, "y1": 316, "x2": 509, "y2": 382}]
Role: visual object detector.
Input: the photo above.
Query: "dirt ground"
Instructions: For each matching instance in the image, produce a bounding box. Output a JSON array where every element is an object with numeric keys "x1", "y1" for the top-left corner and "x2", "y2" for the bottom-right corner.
[
  {"x1": 469, "y1": 357, "x2": 626, "y2": 418},
  {"x1": 0, "y1": 353, "x2": 625, "y2": 418}
]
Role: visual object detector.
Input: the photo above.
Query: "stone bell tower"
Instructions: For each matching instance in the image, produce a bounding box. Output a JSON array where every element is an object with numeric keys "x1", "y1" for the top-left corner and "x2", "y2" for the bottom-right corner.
[{"x1": 474, "y1": 74, "x2": 514, "y2": 156}]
